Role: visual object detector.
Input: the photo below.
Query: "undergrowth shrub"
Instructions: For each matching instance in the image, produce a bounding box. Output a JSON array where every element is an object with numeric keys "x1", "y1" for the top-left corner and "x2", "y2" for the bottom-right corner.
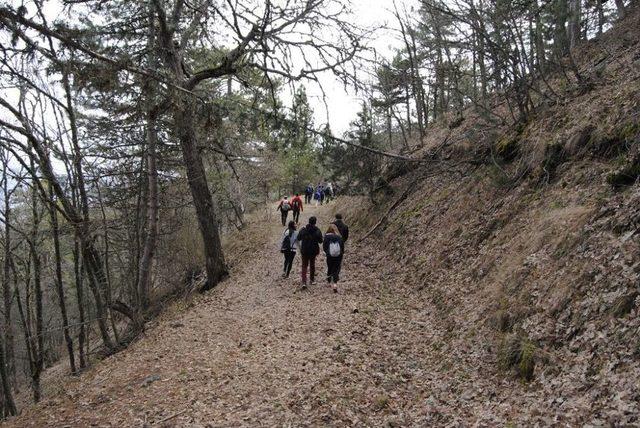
[
  {"x1": 607, "y1": 155, "x2": 640, "y2": 190},
  {"x1": 497, "y1": 334, "x2": 537, "y2": 382}
]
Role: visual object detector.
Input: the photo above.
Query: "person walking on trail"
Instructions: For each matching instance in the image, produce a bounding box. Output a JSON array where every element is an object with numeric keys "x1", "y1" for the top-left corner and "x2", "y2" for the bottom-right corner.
[
  {"x1": 280, "y1": 221, "x2": 298, "y2": 279},
  {"x1": 291, "y1": 193, "x2": 304, "y2": 223},
  {"x1": 315, "y1": 183, "x2": 325, "y2": 206},
  {"x1": 325, "y1": 182, "x2": 334, "y2": 203},
  {"x1": 323, "y1": 184, "x2": 333, "y2": 204},
  {"x1": 332, "y1": 213, "x2": 350, "y2": 243},
  {"x1": 304, "y1": 184, "x2": 314, "y2": 205},
  {"x1": 323, "y1": 225, "x2": 344, "y2": 293},
  {"x1": 277, "y1": 196, "x2": 291, "y2": 226},
  {"x1": 297, "y1": 216, "x2": 323, "y2": 288}
]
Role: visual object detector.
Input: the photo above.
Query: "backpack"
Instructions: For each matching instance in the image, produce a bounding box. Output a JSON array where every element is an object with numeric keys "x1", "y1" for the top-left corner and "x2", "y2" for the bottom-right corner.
[
  {"x1": 281, "y1": 201, "x2": 291, "y2": 211},
  {"x1": 281, "y1": 230, "x2": 292, "y2": 253},
  {"x1": 292, "y1": 199, "x2": 301, "y2": 209},
  {"x1": 329, "y1": 241, "x2": 341, "y2": 257}
]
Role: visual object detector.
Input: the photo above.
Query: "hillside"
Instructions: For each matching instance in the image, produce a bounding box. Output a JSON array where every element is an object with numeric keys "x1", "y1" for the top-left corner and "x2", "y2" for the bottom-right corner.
[{"x1": 2, "y1": 4, "x2": 640, "y2": 428}]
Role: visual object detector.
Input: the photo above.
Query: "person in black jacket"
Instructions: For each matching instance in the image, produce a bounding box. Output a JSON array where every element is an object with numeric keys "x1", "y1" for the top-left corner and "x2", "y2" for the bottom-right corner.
[
  {"x1": 332, "y1": 213, "x2": 349, "y2": 243},
  {"x1": 280, "y1": 221, "x2": 298, "y2": 279},
  {"x1": 296, "y1": 216, "x2": 323, "y2": 288},
  {"x1": 323, "y1": 225, "x2": 344, "y2": 293}
]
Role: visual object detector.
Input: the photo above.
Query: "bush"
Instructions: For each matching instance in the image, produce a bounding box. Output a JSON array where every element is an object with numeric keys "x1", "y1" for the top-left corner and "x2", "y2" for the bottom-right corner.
[
  {"x1": 607, "y1": 156, "x2": 640, "y2": 190},
  {"x1": 497, "y1": 334, "x2": 537, "y2": 382}
]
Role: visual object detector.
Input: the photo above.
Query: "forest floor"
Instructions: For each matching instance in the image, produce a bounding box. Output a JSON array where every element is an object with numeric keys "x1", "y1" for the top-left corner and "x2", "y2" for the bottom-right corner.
[{"x1": 5, "y1": 202, "x2": 548, "y2": 427}]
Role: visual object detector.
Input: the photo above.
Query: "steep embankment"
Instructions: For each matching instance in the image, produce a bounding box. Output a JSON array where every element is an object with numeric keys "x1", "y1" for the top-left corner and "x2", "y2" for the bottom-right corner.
[{"x1": 326, "y1": 6, "x2": 640, "y2": 425}]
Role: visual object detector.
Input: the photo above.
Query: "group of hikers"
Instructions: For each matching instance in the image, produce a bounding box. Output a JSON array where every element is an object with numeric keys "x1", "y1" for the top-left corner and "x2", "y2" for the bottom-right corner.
[
  {"x1": 276, "y1": 182, "x2": 336, "y2": 227},
  {"x1": 305, "y1": 182, "x2": 335, "y2": 206},
  {"x1": 279, "y1": 213, "x2": 350, "y2": 293}
]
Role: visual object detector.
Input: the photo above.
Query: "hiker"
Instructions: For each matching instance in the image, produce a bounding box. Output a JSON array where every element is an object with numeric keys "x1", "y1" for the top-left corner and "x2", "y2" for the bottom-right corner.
[
  {"x1": 332, "y1": 213, "x2": 350, "y2": 243},
  {"x1": 323, "y1": 184, "x2": 332, "y2": 203},
  {"x1": 316, "y1": 183, "x2": 325, "y2": 206},
  {"x1": 276, "y1": 196, "x2": 291, "y2": 226},
  {"x1": 291, "y1": 193, "x2": 304, "y2": 223},
  {"x1": 280, "y1": 221, "x2": 298, "y2": 279},
  {"x1": 323, "y1": 225, "x2": 344, "y2": 292},
  {"x1": 296, "y1": 216, "x2": 323, "y2": 288},
  {"x1": 326, "y1": 182, "x2": 334, "y2": 202},
  {"x1": 304, "y1": 184, "x2": 314, "y2": 204}
]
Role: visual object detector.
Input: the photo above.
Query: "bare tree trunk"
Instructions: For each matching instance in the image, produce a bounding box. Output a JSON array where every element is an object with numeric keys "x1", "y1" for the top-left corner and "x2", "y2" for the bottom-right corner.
[
  {"x1": 61, "y1": 68, "x2": 115, "y2": 351},
  {"x1": 0, "y1": 336, "x2": 16, "y2": 417},
  {"x1": 137, "y1": 110, "x2": 159, "y2": 309},
  {"x1": 172, "y1": 95, "x2": 228, "y2": 289},
  {"x1": 568, "y1": 0, "x2": 582, "y2": 49},
  {"x1": 554, "y1": 0, "x2": 570, "y2": 57},
  {"x1": 1, "y1": 153, "x2": 14, "y2": 387},
  {"x1": 95, "y1": 186, "x2": 121, "y2": 344},
  {"x1": 614, "y1": 0, "x2": 626, "y2": 19},
  {"x1": 72, "y1": 238, "x2": 86, "y2": 369},
  {"x1": 21, "y1": 180, "x2": 44, "y2": 403},
  {"x1": 596, "y1": 0, "x2": 605, "y2": 36},
  {"x1": 137, "y1": 2, "x2": 160, "y2": 312},
  {"x1": 48, "y1": 186, "x2": 77, "y2": 375}
]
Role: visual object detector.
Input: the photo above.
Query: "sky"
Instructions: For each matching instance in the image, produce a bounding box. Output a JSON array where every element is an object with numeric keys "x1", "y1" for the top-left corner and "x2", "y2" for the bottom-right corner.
[{"x1": 301, "y1": 0, "x2": 419, "y2": 137}]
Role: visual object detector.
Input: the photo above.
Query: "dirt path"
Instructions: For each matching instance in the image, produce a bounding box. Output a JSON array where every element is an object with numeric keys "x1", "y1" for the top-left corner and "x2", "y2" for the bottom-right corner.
[{"x1": 4, "y1": 203, "x2": 529, "y2": 427}]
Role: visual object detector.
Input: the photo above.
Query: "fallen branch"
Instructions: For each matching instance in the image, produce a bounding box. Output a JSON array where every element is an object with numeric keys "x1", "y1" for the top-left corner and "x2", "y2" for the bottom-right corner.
[{"x1": 154, "y1": 409, "x2": 188, "y2": 425}]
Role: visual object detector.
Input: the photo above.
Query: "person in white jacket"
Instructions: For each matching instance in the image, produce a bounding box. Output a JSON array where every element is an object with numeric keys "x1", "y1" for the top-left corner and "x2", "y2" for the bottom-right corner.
[{"x1": 280, "y1": 221, "x2": 298, "y2": 278}]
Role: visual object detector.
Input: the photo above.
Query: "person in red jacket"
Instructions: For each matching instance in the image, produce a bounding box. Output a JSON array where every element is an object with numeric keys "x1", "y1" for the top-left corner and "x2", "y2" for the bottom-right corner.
[{"x1": 290, "y1": 193, "x2": 304, "y2": 223}]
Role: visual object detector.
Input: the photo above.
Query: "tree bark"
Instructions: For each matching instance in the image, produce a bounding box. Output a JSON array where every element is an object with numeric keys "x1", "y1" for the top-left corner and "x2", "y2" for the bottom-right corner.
[
  {"x1": 614, "y1": 0, "x2": 626, "y2": 19},
  {"x1": 1, "y1": 154, "x2": 14, "y2": 387},
  {"x1": 137, "y1": 4, "x2": 160, "y2": 310},
  {"x1": 72, "y1": 237, "x2": 86, "y2": 369},
  {"x1": 568, "y1": 0, "x2": 581, "y2": 49},
  {"x1": 172, "y1": 95, "x2": 228, "y2": 289},
  {"x1": 48, "y1": 186, "x2": 77, "y2": 375},
  {"x1": 137, "y1": 109, "x2": 159, "y2": 309}
]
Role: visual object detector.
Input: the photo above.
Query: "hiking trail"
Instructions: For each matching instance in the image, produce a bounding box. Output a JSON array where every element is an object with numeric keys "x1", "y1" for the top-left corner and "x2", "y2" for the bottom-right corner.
[{"x1": 4, "y1": 203, "x2": 550, "y2": 426}]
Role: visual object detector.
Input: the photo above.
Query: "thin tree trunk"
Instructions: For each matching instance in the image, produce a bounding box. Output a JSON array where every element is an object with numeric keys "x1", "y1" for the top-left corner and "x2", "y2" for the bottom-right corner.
[
  {"x1": 72, "y1": 238, "x2": 86, "y2": 369},
  {"x1": 1, "y1": 154, "x2": 14, "y2": 387},
  {"x1": 48, "y1": 186, "x2": 77, "y2": 375},
  {"x1": 61, "y1": 68, "x2": 115, "y2": 351},
  {"x1": 614, "y1": 0, "x2": 626, "y2": 19},
  {"x1": 137, "y1": 2, "x2": 160, "y2": 313},
  {"x1": 137, "y1": 110, "x2": 159, "y2": 310},
  {"x1": 568, "y1": 0, "x2": 582, "y2": 49}
]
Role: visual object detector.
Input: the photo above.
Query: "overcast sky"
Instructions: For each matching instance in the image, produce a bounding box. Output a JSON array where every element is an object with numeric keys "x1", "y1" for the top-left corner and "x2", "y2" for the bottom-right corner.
[{"x1": 301, "y1": 0, "x2": 419, "y2": 137}]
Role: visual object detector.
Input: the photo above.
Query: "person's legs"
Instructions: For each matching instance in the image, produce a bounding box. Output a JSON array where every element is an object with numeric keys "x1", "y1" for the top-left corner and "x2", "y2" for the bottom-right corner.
[
  {"x1": 301, "y1": 255, "x2": 309, "y2": 285},
  {"x1": 293, "y1": 209, "x2": 300, "y2": 223},
  {"x1": 285, "y1": 251, "x2": 296, "y2": 277},
  {"x1": 281, "y1": 210, "x2": 287, "y2": 226},
  {"x1": 326, "y1": 257, "x2": 332, "y2": 282},
  {"x1": 283, "y1": 252, "x2": 289, "y2": 275},
  {"x1": 309, "y1": 255, "x2": 316, "y2": 283},
  {"x1": 334, "y1": 255, "x2": 343, "y2": 283}
]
